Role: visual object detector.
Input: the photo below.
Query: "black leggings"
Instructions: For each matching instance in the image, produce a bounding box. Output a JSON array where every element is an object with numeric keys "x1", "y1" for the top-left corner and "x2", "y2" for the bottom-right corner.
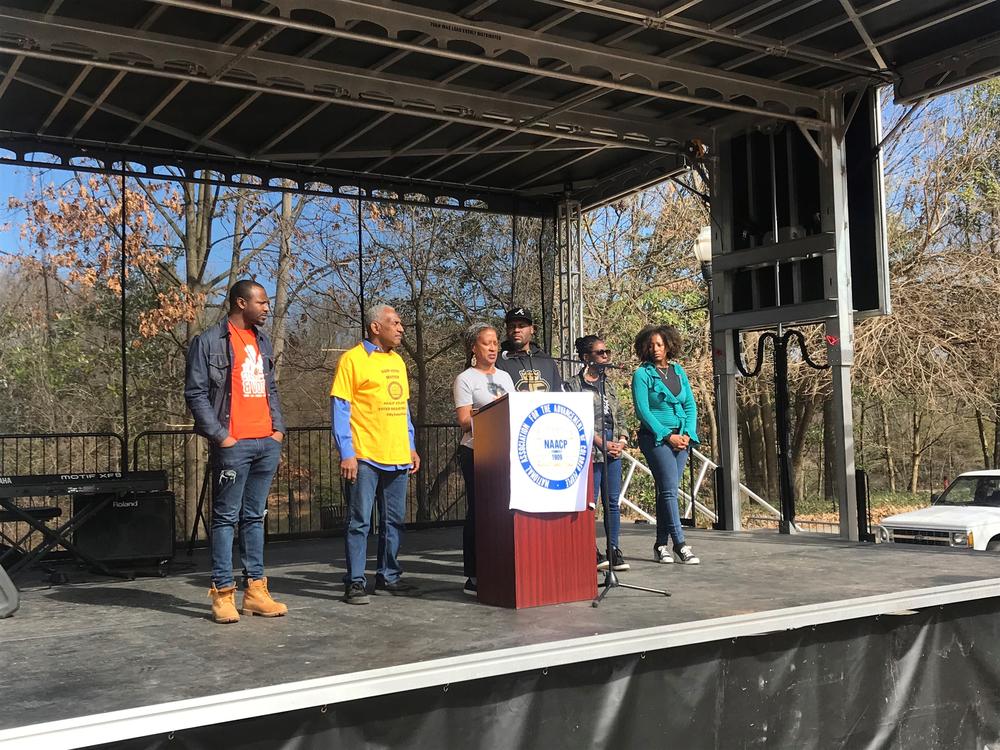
[{"x1": 458, "y1": 446, "x2": 477, "y2": 578}]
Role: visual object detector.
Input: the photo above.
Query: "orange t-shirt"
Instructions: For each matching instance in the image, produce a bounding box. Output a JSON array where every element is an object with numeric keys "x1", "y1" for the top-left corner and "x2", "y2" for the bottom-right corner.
[{"x1": 228, "y1": 323, "x2": 273, "y2": 440}]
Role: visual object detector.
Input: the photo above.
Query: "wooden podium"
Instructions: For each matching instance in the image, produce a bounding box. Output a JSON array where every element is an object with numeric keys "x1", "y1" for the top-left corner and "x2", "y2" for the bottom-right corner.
[{"x1": 473, "y1": 393, "x2": 597, "y2": 608}]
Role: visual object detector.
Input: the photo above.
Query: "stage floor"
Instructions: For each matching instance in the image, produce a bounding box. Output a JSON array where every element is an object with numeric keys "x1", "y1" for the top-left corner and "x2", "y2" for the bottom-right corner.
[{"x1": 3, "y1": 525, "x2": 1000, "y2": 743}]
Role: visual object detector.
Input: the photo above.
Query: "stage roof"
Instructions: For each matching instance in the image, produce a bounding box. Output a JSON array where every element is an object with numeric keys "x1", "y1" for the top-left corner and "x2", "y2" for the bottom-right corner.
[{"x1": 1, "y1": 0, "x2": 999, "y2": 215}]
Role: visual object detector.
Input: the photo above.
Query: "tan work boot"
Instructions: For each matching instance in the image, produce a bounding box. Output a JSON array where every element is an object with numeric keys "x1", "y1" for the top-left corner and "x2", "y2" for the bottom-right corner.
[
  {"x1": 241, "y1": 577, "x2": 288, "y2": 617},
  {"x1": 209, "y1": 584, "x2": 240, "y2": 624}
]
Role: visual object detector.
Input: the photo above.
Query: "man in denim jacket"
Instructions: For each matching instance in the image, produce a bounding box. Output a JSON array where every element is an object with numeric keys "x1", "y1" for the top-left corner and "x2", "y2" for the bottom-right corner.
[{"x1": 184, "y1": 280, "x2": 288, "y2": 623}]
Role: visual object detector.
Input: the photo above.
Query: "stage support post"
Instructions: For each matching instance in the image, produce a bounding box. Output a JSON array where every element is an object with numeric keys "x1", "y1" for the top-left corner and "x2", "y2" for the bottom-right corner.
[
  {"x1": 820, "y1": 93, "x2": 860, "y2": 541},
  {"x1": 709, "y1": 141, "x2": 742, "y2": 531},
  {"x1": 555, "y1": 199, "x2": 583, "y2": 380}
]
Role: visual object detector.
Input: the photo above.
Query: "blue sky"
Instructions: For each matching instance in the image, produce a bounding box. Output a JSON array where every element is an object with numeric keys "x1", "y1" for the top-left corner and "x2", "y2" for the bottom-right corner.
[
  {"x1": 0, "y1": 92, "x2": 954, "y2": 265},
  {"x1": 0, "y1": 168, "x2": 33, "y2": 251}
]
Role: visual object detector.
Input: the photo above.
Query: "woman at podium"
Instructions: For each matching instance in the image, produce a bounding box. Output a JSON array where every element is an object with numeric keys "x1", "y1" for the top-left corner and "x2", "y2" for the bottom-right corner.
[
  {"x1": 566, "y1": 335, "x2": 630, "y2": 572},
  {"x1": 631, "y1": 324, "x2": 701, "y2": 566},
  {"x1": 454, "y1": 323, "x2": 516, "y2": 597}
]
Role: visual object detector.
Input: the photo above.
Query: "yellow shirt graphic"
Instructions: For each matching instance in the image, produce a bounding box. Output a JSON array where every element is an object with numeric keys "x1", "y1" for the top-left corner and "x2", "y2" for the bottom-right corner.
[{"x1": 331, "y1": 343, "x2": 412, "y2": 465}]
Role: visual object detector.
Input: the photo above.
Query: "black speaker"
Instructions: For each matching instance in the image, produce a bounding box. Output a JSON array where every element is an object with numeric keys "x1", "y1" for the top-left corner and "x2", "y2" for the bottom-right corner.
[
  {"x1": 0, "y1": 564, "x2": 18, "y2": 618},
  {"x1": 73, "y1": 491, "x2": 175, "y2": 563}
]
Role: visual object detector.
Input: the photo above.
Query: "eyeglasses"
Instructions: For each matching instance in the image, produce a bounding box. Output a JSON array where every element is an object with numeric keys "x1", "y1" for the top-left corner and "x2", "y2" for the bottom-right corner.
[{"x1": 590, "y1": 349, "x2": 610, "y2": 357}]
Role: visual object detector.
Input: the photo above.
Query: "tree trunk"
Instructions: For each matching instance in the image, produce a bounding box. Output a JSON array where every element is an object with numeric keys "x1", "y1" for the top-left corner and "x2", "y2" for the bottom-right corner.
[
  {"x1": 880, "y1": 402, "x2": 897, "y2": 492},
  {"x1": 976, "y1": 409, "x2": 992, "y2": 469},
  {"x1": 823, "y1": 396, "x2": 836, "y2": 501},
  {"x1": 413, "y1": 307, "x2": 430, "y2": 522},
  {"x1": 760, "y1": 394, "x2": 778, "y2": 502},
  {"x1": 181, "y1": 181, "x2": 215, "y2": 542},
  {"x1": 857, "y1": 400, "x2": 866, "y2": 471},
  {"x1": 741, "y1": 401, "x2": 764, "y2": 497},
  {"x1": 993, "y1": 401, "x2": 1000, "y2": 470},
  {"x1": 270, "y1": 189, "x2": 293, "y2": 383},
  {"x1": 226, "y1": 190, "x2": 246, "y2": 295},
  {"x1": 908, "y1": 407, "x2": 922, "y2": 494},
  {"x1": 791, "y1": 389, "x2": 817, "y2": 503},
  {"x1": 704, "y1": 395, "x2": 719, "y2": 465}
]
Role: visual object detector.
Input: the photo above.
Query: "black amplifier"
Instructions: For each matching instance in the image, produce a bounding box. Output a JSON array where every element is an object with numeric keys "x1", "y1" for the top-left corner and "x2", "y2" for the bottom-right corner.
[{"x1": 73, "y1": 491, "x2": 175, "y2": 563}]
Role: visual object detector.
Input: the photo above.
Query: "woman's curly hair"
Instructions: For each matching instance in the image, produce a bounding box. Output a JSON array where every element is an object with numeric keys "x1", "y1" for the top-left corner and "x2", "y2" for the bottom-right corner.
[{"x1": 633, "y1": 324, "x2": 683, "y2": 362}]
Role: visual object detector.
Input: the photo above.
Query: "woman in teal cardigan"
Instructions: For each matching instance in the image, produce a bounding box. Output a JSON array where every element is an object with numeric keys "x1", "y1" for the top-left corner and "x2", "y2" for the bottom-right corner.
[{"x1": 631, "y1": 324, "x2": 701, "y2": 565}]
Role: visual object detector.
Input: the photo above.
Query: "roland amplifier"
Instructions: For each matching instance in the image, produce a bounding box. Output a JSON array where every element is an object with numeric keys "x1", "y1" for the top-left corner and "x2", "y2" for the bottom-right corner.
[{"x1": 73, "y1": 491, "x2": 175, "y2": 563}]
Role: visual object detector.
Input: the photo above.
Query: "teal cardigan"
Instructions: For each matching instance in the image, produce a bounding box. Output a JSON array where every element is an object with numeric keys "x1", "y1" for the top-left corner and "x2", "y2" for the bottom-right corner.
[{"x1": 631, "y1": 362, "x2": 699, "y2": 444}]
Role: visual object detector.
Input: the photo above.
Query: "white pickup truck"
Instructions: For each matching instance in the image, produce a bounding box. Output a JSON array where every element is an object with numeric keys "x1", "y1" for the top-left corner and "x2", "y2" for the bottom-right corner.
[{"x1": 877, "y1": 471, "x2": 1000, "y2": 552}]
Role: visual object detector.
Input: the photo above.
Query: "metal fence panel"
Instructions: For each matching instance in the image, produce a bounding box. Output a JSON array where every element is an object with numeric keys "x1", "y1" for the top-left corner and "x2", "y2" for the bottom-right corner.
[{"x1": 0, "y1": 433, "x2": 124, "y2": 553}]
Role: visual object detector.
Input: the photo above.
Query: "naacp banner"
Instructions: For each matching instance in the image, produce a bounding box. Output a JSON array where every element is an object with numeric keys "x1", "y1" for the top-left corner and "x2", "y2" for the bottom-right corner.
[{"x1": 508, "y1": 392, "x2": 594, "y2": 513}]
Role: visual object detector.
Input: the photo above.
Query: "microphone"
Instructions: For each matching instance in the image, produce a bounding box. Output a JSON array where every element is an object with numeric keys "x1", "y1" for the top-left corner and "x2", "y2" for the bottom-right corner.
[
  {"x1": 500, "y1": 350, "x2": 509, "y2": 360},
  {"x1": 588, "y1": 362, "x2": 627, "y2": 371}
]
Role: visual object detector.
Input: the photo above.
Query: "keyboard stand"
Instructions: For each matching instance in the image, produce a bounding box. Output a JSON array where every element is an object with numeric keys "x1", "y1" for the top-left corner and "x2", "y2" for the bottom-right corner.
[{"x1": 0, "y1": 494, "x2": 130, "y2": 580}]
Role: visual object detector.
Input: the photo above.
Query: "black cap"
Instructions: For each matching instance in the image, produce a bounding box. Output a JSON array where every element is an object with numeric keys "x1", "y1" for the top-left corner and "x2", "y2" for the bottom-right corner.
[{"x1": 504, "y1": 306, "x2": 533, "y2": 325}]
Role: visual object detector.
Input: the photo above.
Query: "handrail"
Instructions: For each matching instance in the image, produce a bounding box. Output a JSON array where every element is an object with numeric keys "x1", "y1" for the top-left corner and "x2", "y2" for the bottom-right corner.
[
  {"x1": 0, "y1": 432, "x2": 125, "y2": 474},
  {"x1": 688, "y1": 447, "x2": 785, "y2": 520},
  {"x1": 618, "y1": 446, "x2": 786, "y2": 527},
  {"x1": 6, "y1": 429, "x2": 789, "y2": 534},
  {"x1": 0, "y1": 431, "x2": 124, "y2": 442},
  {"x1": 618, "y1": 451, "x2": 718, "y2": 523}
]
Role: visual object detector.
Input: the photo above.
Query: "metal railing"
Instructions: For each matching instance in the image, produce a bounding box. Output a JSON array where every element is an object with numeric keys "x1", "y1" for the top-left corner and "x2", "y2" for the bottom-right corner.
[
  {"x1": 617, "y1": 448, "x2": 717, "y2": 526},
  {"x1": 130, "y1": 424, "x2": 465, "y2": 543},
  {"x1": 618, "y1": 446, "x2": 783, "y2": 529},
  {"x1": 0, "y1": 432, "x2": 124, "y2": 476},
  {"x1": 2, "y1": 429, "x2": 794, "y2": 545},
  {"x1": 0, "y1": 427, "x2": 463, "y2": 550},
  {"x1": 0, "y1": 432, "x2": 126, "y2": 554}
]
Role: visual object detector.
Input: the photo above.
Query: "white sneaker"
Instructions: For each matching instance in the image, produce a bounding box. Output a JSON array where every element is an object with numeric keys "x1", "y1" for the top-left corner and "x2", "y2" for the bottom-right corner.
[
  {"x1": 674, "y1": 545, "x2": 700, "y2": 565},
  {"x1": 653, "y1": 544, "x2": 673, "y2": 564}
]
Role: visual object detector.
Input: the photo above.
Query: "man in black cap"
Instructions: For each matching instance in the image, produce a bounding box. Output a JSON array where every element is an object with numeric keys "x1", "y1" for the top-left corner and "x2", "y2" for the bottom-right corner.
[{"x1": 496, "y1": 306, "x2": 565, "y2": 392}]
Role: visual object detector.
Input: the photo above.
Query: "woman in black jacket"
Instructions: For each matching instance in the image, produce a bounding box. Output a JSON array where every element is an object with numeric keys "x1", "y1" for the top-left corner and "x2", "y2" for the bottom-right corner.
[{"x1": 566, "y1": 335, "x2": 630, "y2": 571}]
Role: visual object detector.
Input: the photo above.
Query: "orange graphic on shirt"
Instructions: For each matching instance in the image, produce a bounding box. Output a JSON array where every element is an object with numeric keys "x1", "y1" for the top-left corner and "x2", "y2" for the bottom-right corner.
[{"x1": 229, "y1": 323, "x2": 273, "y2": 440}]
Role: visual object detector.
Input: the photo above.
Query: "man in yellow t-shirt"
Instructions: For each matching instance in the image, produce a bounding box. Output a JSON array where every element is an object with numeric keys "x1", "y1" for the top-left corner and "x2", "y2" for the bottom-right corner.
[{"x1": 331, "y1": 304, "x2": 421, "y2": 604}]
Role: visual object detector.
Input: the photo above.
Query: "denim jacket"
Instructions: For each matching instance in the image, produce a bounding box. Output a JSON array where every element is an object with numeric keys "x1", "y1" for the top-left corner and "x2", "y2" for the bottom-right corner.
[
  {"x1": 565, "y1": 370, "x2": 628, "y2": 463},
  {"x1": 184, "y1": 318, "x2": 285, "y2": 445}
]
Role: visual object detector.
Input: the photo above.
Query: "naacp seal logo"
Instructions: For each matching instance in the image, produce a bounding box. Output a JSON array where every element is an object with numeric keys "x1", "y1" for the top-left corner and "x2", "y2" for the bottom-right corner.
[{"x1": 517, "y1": 403, "x2": 588, "y2": 490}]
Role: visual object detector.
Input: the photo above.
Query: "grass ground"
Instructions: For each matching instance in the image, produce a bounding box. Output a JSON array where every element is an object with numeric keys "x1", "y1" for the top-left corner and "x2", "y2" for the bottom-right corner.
[{"x1": 793, "y1": 491, "x2": 930, "y2": 526}]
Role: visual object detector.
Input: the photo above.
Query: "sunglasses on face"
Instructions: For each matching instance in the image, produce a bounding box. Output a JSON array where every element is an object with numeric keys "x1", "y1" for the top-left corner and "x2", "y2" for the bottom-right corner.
[{"x1": 590, "y1": 349, "x2": 610, "y2": 357}]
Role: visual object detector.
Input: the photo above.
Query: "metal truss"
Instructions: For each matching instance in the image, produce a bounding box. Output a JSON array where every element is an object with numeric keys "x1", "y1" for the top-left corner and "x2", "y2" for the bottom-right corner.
[
  {"x1": 0, "y1": 133, "x2": 555, "y2": 216},
  {"x1": 532, "y1": 0, "x2": 881, "y2": 76},
  {"x1": 142, "y1": 0, "x2": 829, "y2": 125},
  {"x1": 266, "y1": 143, "x2": 603, "y2": 162},
  {"x1": 5, "y1": 68, "x2": 243, "y2": 157},
  {"x1": 0, "y1": 7, "x2": 700, "y2": 156},
  {"x1": 613, "y1": 0, "x2": 995, "y2": 128},
  {"x1": 575, "y1": 155, "x2": 690, "y2": 212},
  {"x1": 895, "y1": 29, "x2": 1000, "y2": 103},
  {"x1": 1, "y1": 0, "x2": 997, "y2": 217},
  {"x1": 555, "y1": 199, "x2": 583, "y2": 371}
]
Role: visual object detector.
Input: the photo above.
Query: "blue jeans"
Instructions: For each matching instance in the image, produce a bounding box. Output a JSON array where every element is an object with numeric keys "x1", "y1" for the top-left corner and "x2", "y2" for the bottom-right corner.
[
  {"x1": 344, "y1": 461, "x2": 408, "y2": 586},
  {"x1": 592, "y1": 457, "x2": 622, "y2": 550},
  {"x1": 638, "y1": 433, "x2": 689, "y2": 548},
  {"x1": 210, "y1": 437, "x2": 281, "y2": 588}
]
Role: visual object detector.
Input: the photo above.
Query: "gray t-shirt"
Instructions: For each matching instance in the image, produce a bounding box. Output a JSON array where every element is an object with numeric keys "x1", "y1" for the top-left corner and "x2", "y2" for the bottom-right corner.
[{"x1": 453, "y1": 367, "x2": 516, "y2": 449}]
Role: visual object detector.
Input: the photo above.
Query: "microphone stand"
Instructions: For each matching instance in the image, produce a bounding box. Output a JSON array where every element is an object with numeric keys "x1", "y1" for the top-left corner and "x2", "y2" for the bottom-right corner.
[{"x1": 589, "y1": 362, "x2": 669, "y2": 607}]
